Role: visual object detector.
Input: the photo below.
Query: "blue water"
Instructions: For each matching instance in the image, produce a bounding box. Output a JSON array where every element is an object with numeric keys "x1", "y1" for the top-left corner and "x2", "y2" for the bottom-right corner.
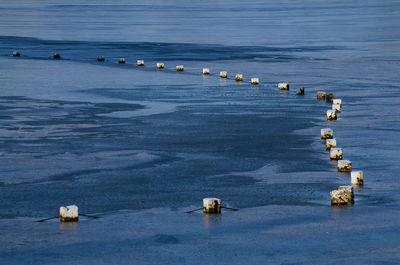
[{"x1": 1, "y1": 1, "x2": 400, "y2": 264}]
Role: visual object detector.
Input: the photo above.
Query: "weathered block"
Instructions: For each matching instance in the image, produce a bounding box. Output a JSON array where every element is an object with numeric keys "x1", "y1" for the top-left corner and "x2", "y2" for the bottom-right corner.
[
  {"x1": 278, "y1": 82, "x2": 290, "y2": 90},
  {"x1": 326, "y1": 138, "x2": 337, "y2": 150},
  {"x1": 330, "y1": 186, "x2": 354, "y2": 205},
  {"x1": 327, "y1": 110, "x2": 337, "y2": 121},
  {"x1": 332, "y1": 104, "x2": 341, "y2": 113},
  {"x1": 137, "y1": 60, "x2": 144, "y2": 66},
  {"x1": 203, "y1": 198, "x2": 221, "y2": 214},
  {"x1": 338, "y1": 160, "x2": 352, "y2": 172},
  {"x1": 53, "y1": 53, "x2": 61, "y2": 59},
  {"x1": 60, "y1": 205, "x2": 79, "y2": 222},
  {"x1": 97, "y1": 56, "x2": 105, "y2": 61},
  {"x1": 202, "y1": 68, "x2": 210, "y2": 75},
  {"x1": 317, "y1": 91, "x2": 326, "y2": 100},
  {"x1": 251, "y1": 78, "x2": 259, "y2": 85},
  {"x1": 330, "y1": 148, "x2": 343, "y2": 160},
  {"x1": 326, "y1": 93, "x2": 335, "y2": 102},
  {"x1": 296, "y1": 87, "x2": 305, "y2": 95},
  {"x1": 220, "y1": 71, "x2": 227, "y2": 78},
  {"x1": 351, "y1": 171, "x2": 364, "y2": 185},
  {"x1": 156, "y1": 63, "x2": 164, "y2": 69},
  {"x1": 118, "y1": 58, "x2": 125, "y2": 64},
  {"x1": 13, "y1": 51, "x2": 20, "y2": 57},
  {"x1": 333, "y1": 99, "x2": 342, "y2": 106},
  {"x1": 321, "y1": 128, "x2": 333, "y2": 139},
  {"x1": 176, "y1": 65, "x2": 184, "y2": 71},
  {"x1": 235, "y1": 74, "x2": 243, "y2": 81}
]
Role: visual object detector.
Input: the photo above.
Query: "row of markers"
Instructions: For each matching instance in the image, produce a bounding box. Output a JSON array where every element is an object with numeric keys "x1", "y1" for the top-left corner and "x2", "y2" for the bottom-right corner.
[{"x1": 318, "y1": 92, "x2": 364, "y2": 206}]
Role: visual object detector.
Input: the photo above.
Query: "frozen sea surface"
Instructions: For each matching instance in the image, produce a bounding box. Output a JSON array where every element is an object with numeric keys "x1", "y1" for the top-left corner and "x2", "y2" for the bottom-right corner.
[{"x1": 0, "y1": 0, "x2": 400, "y2": 264}]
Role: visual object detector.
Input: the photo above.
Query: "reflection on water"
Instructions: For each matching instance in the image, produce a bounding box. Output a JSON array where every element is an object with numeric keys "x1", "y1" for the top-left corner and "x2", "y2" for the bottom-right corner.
[{"x1": 202, "y1": 213, "x2": 222, "y2": 228}]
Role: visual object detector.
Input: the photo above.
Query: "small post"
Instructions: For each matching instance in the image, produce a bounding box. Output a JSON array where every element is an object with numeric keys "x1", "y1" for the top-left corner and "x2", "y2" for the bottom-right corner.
[
  {"x1": 251, "y1": 78, "x2": 259, "y2": 85},
  {"x1": 326, "y1": 93, "x2": 335, "y2": 102},
  {"x1": 156, "y1": 63, "x2": 164, "y2": 69},
  {"x1": 351, "y1": 171, "x2": 364, "y2": 186},
  {"x1": 317, "y1": 91, "x2": 326, "y2": 100},
  {"x1": 326, "y1": 138, "x2": 337, "y2": 150},
  {"x1": 327, "y1": 110, "x2": 337, "y2": 121},
  {"x1": 333, "y1": 99, "x2": 342, "y2": 106},
  {"x1": 118, "y1": 58, "x2": 125, "y2": 64},
  {"x1": 332, "y1": 104, "x2": 341, "y2": 113},
  {"x1": 203, "y1": 198, "x2": 221, "y2": 214},
  {"x1": 330, "y1": 148, "x2": 343, "y2": 160},
  {"x1": 321, "y1": 128, "x2": 333, "y2": 139},
  {"x1": 53, "y1": 53, "x2": 61, "y2": 59},
  {"x1": 296, "y1": 87, "x2": 305, "y2": 95},
  {"x1": 338, "y1": 160, "x2": 352, "y2": 172},
  {"x1": 60, "y1": 205, "x2": 79, "y2": 222},
  {"x1": 176, "y1": 65, "x2": 184, "y2": 71},
  {"x1": 97, "y1": 56, "x2": 105, "y2": 61},
  {"x1": 330, "y1": 186, "x2": 354, "y2": 205},
  {"x1": 220, "y1": 71, "x2": 227, "y2": 78},
  {"x1": 278, "y1": 82, "x2": 290, "y2": 90},
  {"x1": 13, "y1": 51, "x2": 20, "y2": 57},
  {"x1": 137, "y1": 60, "x2": 144, "y2": 66},
  {"x1": 235, "y1": 74, "x2": 243, "y2": 81},
  {"x1": 202, "y1": 68, "x2": 210, "y2": 75}
]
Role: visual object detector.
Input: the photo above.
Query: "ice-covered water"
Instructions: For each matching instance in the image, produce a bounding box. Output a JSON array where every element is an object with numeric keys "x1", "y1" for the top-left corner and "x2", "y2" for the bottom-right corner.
[{"x1": 0, "y1": 0, "x2": 400, "y2": 264}]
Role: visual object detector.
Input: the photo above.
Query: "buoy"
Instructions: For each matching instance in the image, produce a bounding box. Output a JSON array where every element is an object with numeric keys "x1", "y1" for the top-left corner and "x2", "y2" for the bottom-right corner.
[
  {"x1": 156, "y1": 63, "x2": 164, "y2": 69},
  {"x1": 332, "y1": 103, "x2": 341, "y2": 113},
  {"x1": 321, "y1": 128, "x2": 333, "y2": 139},
  {"x1": 351, "y1": 171, "x2": 364, "y2": 186},
  {"x1": 203, "y1": 198, "x2": 221, "y2": 214},
  {"x1": 53, "y1": 53, "x2": 61, "y2": 59},
  {"x1": 12, "y1": 51, "x2": 20, "y2": 57},
  {"x1": 330, "y1": 186, "x2": 354, "y2": 205},
  {"x1": 326, "y1": 93, "x2": 335, "y2": 102},
  {"x1": 97, "y1": 56, "x2": 105, "y2": 61},
  {"x1": 330, "y1": 148, "x2": 343, "y2": 160},
  {"x1": 220, "y1": 71, "x2": 227, "y2": 78},
  {"x1": 176, "y1": 65, "x2": 184, "y2": 71},
  {"x1": 137, "y1": 60, "x2": 144, "y2": 66},
  {"x1": 338, "y1": 160, "x2": 352, "y2": 172},
  {"x1": 317, "y1": 91, "x2": 326, "y2": 100},
  {"x1": 202, "y1": 68, "x2": 210, "y2": 75},
  {"x1": 327, "y1": 110, "x2": 337, "y2": 121},
  {"x1": 333, "y1": 99, "x2": 342, "y2": 106},
  {"x1": 118, "y1": 58, "x2": 125, "y2": 64},
  {"x1": 296, "y1": 87, "x2": 305, "y2": 95},
  {"x1": 326, "y1": 138, "x2": 337, "y2": 150},
  {"x1": 235, "y1": 74, "x2": 243, "y2": 81},
  {"x1": 251, "y1": 78, "x2": 259, "y2": 85},
  {"x1": 60, "y1": 205, "x2": 79, "y2": 222},
  {"x1": 278, "y1": 82, "x2": 290, "y2": 90}
]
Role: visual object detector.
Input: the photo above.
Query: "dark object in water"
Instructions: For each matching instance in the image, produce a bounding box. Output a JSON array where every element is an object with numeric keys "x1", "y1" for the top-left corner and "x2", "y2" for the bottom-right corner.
[
  {"x1": 326, "y1": 93, "x2": 335, "y2": 102},
  {"x1": 12, "y1": 51, "x2": 20, "y2": 57},
  {"x1": 97, "y1": 56, "x2": 105, "y2": 61},
  {"x1": 296, "y1": 87, "x2": 305, "y2": 95},
  {"x1": 53, "y1": 53, "x2": 61, "y2": 59},
  {"x1": 317, "y1": 91, "x2": 326, "y2": 100},
  {"x1": 118, "y1": 58, "x2": 125, "y2": 64}
]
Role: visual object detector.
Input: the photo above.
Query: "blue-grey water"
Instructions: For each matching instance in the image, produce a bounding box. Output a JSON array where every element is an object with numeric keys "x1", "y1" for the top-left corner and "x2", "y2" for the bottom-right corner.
[{"x1": 1, "y1": 0, "x2": 400, "y2": 264}]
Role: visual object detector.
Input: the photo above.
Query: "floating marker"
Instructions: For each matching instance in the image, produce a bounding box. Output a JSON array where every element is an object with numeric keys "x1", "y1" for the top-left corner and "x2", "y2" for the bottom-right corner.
[
  {"x1": 202, "y1": 68, "x2": 210, "y2": 75},
  {"x1": 97, "y1": 56, "x2": 105, "y2": 61},
  {"x1": 53, "y1": 53, "x2": 61, "y2": 59},
  {"x1": 326, "y1": 93, "x2": 335, "y2": 102},
  {"x1": 203, "y1": 198, "x2": 221, "y2": 214},
  {"x1": 220, "y1": 71, "x2": 227, "y2": 78},
  {"x1": 176, "y1": 65, "x2": 184, "y2": 71},
  {"x1": 330, "y1": 148, "x2": 343, "y2": 160},
  {"x1": 333, "y1": 99, "x2": 342, "y2": 106},
  {"x1": 278, "y1": 82, "x2": 290, "y2": 90},
  {"x1": 235, "y1": 74, "x2": 243, "y2": 81},
  {"x1": 251, "y1": 78, "x2": 259, "y2": 85},
  {"x1": 326, "y1": 138, "x2": 337, "y2": 150},
  {"x1": 332, "y1": 103, "x2": 341, "y2": 113},
  {"x1": 351, "y1": 171, "x2": 364, "y2": 186},
  {"x1": 137, "y1": 60, "x2": 144, "y2": 66},
  {"x1": 118, "y1": 58, "x2": 125, "y2": 64},
  {"x1": 156, "y1": 63, "x2": 164, "y2": 69},
  {"x1": 327, "y1": 110, "x2": 337, "y2": 121},
  {"x1": 321, "y1": 128, "x2": 333, "y2": 139},
  {"x1": 338, "y1": 160, "x2": 352, "y2": 172},
  {"x1": 296, "y1": 87, "x2": 305, "y2": 95},
  {"x1": 317, "y1": 91, "x2": 326, "y2": 100},
  {"x1": 13, "y1": 51, "x2": 20, "y2": 57},
  {"x1": 60, "y1": 205, "x2": 78, "y2": 222},
  {"x1": 330, "y1": 186, "x2": 354, "y2": 205}
]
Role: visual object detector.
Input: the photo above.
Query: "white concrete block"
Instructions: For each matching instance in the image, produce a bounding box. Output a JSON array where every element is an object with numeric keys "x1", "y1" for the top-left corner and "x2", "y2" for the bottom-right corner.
[
  {"x1": 330, "y1": 148, "x2": 343, "y2": 160},
  {"x1": 338, "y1": 160, "x2": 352, "y2": 172},
  {"x1": 203, "y1": 198, "x2": 221, "y2": 214},
  {"x1": 330, "y1": 186, "x2": 354, "y2": 205},
  {"x1": 176, "y1": 65, "x2": 184, "y2": 71},
  {"x1": 332, "y1": 104, "x2": 341, "y2": 113},
  {"x1": 327, "y1": 110, "x2": 337, "y2": 121},
  {"x1": 156, "y1": 63, "x2": 164, "y2": 69},
  {"x1": 251, "y1": 78, "x2": 259, "y2": 85},
  {"x1": 321, "y1": 128, "x2": 333, "y2": 139},
  {"x1": 278, "y1": 82, "x2": 289, "y2": 90},
  {"x1": 235, "y1": 74, "x2": 243, "y2": 81},
  {"x1": 220, "y1": 71, "x2": 227, "y2": 78},
  {"x1": 333, "y1": 99, "x2": 342, "y2": 106},
  {"x1": 326, "y1": 138, "x2": 337, "y2": 150},
  {"x1": 60, "y1": 205, "x2": 79, "y2": 222},
  {"x1": 137, "y1": 60, "x2": 144, "y2": 66},
  {"x1": 202, "y1": 68, "x2": 210, "y2": 75},
  {"x1": 351, "y1": 171, "x2": 364, "y2": 185}
]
